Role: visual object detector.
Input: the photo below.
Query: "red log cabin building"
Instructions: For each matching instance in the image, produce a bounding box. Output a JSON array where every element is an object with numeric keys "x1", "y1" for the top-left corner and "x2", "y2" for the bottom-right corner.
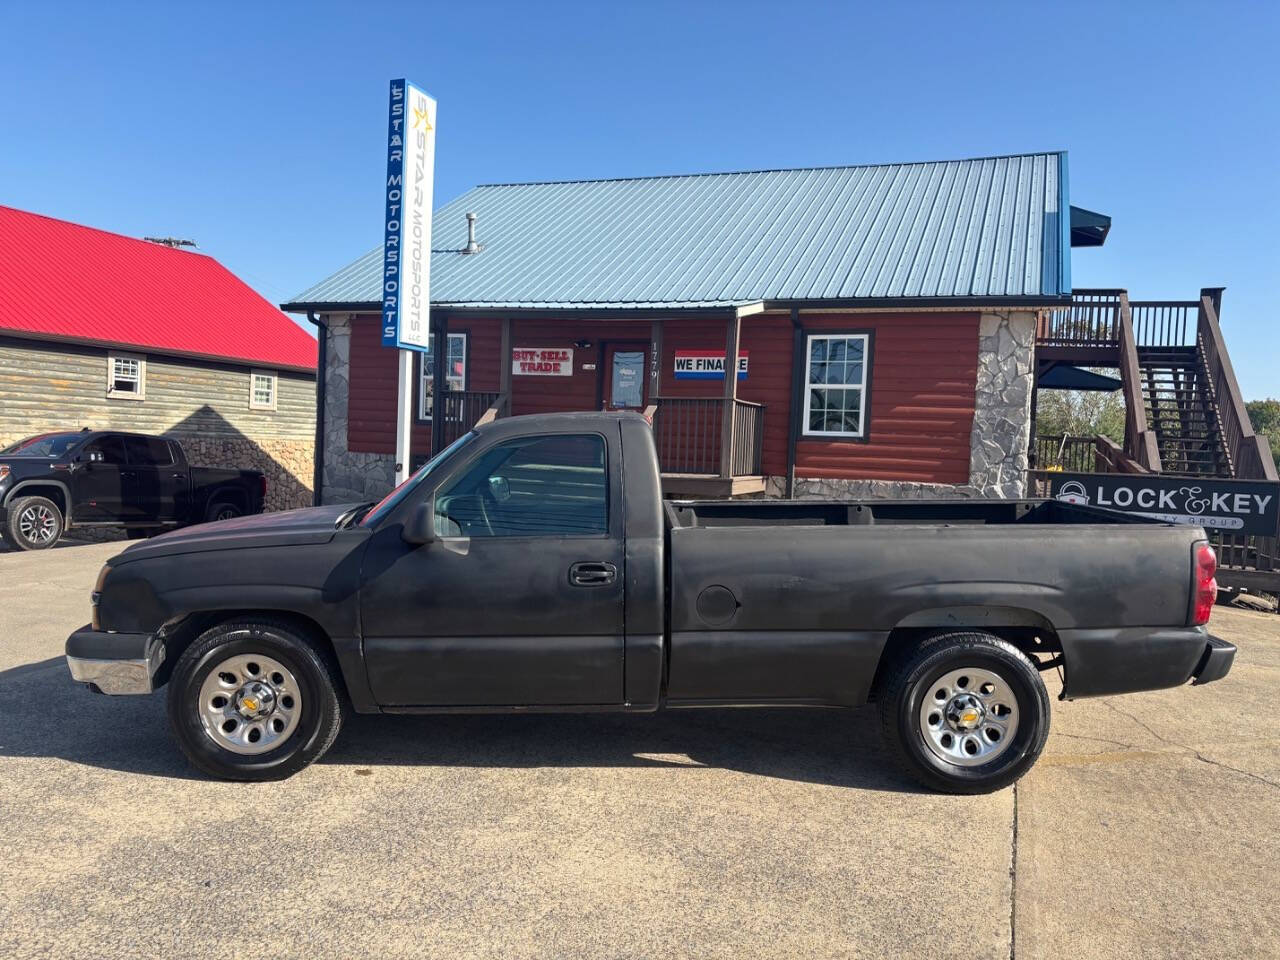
[{"x1": 285, "y1": 152, "x2": 1102, "y2": 503}]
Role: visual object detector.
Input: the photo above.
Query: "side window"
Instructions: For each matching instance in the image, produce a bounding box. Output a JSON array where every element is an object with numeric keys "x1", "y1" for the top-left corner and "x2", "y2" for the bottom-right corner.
[
  {"x1": 123, "y1": 435, "x2": 174, "y2": 466},
  {"x1": 82, "y1": 435, "x2": 128, "y2": 465},
  {"x1": 434, "y1": 434, "x2": 607, "y2": 538}
]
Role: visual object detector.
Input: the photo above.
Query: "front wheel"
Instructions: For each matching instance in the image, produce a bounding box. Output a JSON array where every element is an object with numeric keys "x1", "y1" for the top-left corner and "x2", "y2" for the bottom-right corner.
[
  {"x1": 4, "y1": 495, "x2": 64, "y2": 550},
  {"x1": 165, "y1": 619, "x2": 345, "y2": 781},
  {"x1": 876, "y1": 631, "x2": 1050, "y2": 794}
]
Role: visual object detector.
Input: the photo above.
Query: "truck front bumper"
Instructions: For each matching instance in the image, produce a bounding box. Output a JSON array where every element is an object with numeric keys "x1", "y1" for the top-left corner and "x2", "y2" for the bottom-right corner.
[{"x1": 65, "y1": 625, "x2": 164, "y2": 695}]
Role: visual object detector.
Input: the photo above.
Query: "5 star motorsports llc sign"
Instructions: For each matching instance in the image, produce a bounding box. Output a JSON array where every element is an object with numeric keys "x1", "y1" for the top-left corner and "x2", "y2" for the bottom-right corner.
[
  {"x1": 1050, "y1": 472, "x2": 1280, "y2": 536},
  {"x1": 381, "y1": 79, "x2": 437, "y2": 351}
]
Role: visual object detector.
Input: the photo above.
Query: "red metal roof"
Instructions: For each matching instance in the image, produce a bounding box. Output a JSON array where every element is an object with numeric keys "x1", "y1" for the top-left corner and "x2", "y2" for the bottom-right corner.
[{"x1": 0, "y1": 205, "x2": 316, "y2": 371}]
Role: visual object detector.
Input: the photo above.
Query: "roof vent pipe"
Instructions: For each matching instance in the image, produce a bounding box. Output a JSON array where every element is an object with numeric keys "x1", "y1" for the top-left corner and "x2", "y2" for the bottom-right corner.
[{"x1": 463, "y1": 212, "x2": 482, "y2": 254}]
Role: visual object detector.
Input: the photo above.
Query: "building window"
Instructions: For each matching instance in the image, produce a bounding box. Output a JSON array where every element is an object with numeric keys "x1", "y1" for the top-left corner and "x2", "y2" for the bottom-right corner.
[
  {"x1": 107, "y1": 352, "x2": 145, "y2": 400},
  {"x1": 802, "y1": 333, "x2": 869, "y2": 437},
  {"x1": 418, "y1": 332, "x2": 468, "y2": 421},
  {"x1": 250, "y1": 370, "x2": 277, "y2": 411}
]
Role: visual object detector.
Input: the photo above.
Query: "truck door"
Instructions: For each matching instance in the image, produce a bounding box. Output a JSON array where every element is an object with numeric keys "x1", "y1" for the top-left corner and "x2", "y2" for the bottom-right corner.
[
  {"x1": 71, "y1": 434, "x2": 128, "y2": 521},
  {"x1": 121, "y1": 435, "x2": 183, "y2": 522},
  {"x1": 359, "y1": 431, "x2": 626, "y2": 707}
]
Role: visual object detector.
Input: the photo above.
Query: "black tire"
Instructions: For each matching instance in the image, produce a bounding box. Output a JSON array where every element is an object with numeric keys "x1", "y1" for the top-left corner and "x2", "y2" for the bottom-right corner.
[
  {"x1": 165, "y1": 619, "x2": 345, "y2": 781},
  {"x1": 876, "y1": 631, "x2": 1050, "y2": 794},
  {"x1": 205, "y1": 501, "x2": 243, "y2": 523},
  {"x1": 4, "y1": 495, "x2": 64, "y2": 550}
]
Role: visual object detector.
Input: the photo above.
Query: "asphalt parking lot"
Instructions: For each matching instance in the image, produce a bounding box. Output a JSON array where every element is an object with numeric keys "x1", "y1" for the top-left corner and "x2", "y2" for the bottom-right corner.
[{"x1": 1, "y1": 541, "x2": 1277, "y2": 959}]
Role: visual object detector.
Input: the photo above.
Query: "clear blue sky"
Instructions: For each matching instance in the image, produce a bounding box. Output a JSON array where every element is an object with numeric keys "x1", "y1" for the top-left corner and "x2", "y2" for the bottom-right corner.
[{"x1": 3, "y1": 1, "x2": 1277, "y2": 397}]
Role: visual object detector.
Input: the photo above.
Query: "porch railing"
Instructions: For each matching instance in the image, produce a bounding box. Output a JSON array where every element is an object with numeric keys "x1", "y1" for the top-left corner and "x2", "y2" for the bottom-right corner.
[
  {"x1": 651, "y1": 397, "x2": 764, "y2": 477},
  {"x1": 435, "y1": 390, "x2": 504, "y2": 446},
  {"x1": 1197, "y1": 294, "x2": 1277, "y2": 482}
]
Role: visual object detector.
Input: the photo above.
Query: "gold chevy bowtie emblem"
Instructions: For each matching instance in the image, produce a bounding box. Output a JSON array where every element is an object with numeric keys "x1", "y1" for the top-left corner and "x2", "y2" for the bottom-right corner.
[
  {"x1": 241, "y1": 697, "x2": 258, "y2": 712},
  {"x1": 961, "y1": 711, "x2": 979, "y2": 726}
]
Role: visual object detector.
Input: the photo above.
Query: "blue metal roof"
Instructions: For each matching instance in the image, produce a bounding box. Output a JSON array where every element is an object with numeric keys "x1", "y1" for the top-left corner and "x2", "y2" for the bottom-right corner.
[{"x1": 285, "y1": 151, "x2": 1071, "y2": 310}]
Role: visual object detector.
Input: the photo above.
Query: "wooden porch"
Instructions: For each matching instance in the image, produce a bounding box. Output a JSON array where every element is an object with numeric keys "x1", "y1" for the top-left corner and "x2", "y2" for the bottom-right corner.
[{"x1": 426, "y1": 313, "x2": 767, "y2": 497}]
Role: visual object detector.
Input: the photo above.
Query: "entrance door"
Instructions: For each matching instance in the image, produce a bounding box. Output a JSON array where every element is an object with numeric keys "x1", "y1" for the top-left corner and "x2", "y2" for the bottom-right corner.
[{"x1": 603, "y1": 343, "x2": 648, "y2": 411}]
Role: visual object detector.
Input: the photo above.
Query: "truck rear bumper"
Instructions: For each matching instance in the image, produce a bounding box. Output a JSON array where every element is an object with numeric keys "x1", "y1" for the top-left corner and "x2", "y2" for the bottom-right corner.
[
  {"x1": 65, "y1": 625, "x2": 164, "y2": 695},
  {"x1": 1191, "y1": 635, "x2": 1236, "y2": 686},
  {"x1": 1058, "y1": 626, "x2": 1235, "y2": 699}
]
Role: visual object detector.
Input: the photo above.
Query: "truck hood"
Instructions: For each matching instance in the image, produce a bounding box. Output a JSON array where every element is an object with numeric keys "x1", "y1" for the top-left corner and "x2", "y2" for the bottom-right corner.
[{"x1": 111, "y1": 503, "x2": 359, "y2": 563}]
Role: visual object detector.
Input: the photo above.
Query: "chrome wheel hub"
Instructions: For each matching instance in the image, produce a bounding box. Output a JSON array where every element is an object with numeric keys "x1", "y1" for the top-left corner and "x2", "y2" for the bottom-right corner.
[
  {"x1": 18, "y1": 504, "x2": 57, "y2": 543},
  {"x1": 199, "y1": 654, "x2": 302, "y2": 755},
  {"x1": 919, "y1": 667, "x2": 1019, "y2": 767}
]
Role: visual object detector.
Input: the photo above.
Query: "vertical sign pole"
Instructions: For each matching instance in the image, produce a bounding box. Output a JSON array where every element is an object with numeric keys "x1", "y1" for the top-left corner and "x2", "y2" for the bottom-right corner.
[
  {"x1": 394, "y1": 350, "x2": 414, "y2": 482},
  {"x1": 381, "y1": 78, "x2": 437, "y2": 485}
]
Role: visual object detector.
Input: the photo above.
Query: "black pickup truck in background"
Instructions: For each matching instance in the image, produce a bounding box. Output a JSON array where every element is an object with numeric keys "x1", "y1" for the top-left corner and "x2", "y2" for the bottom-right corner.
[
  {"x1": 0, "y1": 429, "x2": 266, "y2": 550},
  {"x1": 64, "y1": 412, "x2": 1232, "y2": 792}
]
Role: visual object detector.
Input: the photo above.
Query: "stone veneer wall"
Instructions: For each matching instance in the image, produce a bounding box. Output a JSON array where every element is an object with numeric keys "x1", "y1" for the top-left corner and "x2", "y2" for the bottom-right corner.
[
  {"x1": 320, "y1": 315, "x2": 396, "y2": 504},
  {"x1": 771, "y1": 310, "x2": 1036, "y2": 501}
]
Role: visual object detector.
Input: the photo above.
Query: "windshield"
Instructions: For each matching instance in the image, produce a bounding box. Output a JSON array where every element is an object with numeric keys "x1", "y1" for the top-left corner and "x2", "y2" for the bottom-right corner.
[
  {"x1": 360, "y1": 432, "x2": 477, "y2": 528},
  {"x1": 1, "y1": 432, "x2": 87, "y2": 457}
]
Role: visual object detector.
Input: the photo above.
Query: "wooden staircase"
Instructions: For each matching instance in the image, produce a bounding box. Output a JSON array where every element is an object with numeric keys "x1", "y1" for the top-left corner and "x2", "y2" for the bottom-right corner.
[{"x1": 1137, "y1": 343, "x2": 1233, "y2": 477}]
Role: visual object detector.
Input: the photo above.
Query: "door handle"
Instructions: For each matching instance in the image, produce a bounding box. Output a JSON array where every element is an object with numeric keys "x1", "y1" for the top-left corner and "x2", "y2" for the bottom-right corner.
[
  {"x1": 569, "y1": 561, "x2": 617, "y2": 586},
  {"x1": 170, "y1": 473, "x2": 185, "y2": 480}
]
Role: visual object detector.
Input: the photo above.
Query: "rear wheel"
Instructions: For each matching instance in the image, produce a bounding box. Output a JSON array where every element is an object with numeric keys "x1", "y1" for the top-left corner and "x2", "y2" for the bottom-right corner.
[
  {"x1": 205, "y1": 501, "x2": 243, "y2": 523},
  {"x1": 166, "y1": 619, "x2": 345, "y2": 781},
  {"x1": 876, "y1": 631, "x2": 1050, "y2": 794},
  {"x1": 4, "y1": 495, "x2": 64, "y2": 550}
]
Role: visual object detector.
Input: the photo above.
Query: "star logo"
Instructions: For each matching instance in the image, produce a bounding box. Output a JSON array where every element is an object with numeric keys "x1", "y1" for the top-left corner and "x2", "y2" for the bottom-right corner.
[{"x1": 412, "y1": 105, "x2": 433, "y2": 132}]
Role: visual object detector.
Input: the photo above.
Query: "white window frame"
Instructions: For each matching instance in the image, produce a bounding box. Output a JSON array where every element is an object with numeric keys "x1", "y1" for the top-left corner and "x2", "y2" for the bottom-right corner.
[
  {"x1": 106, "y1": 351, "x2": 146, "y2": 400},
  {"x1": 418, "y1": 332, "x2": 468, "y2": 421},
  {"x1": 249, "y1": 370, "x2": 278, "y2": 411},
  {"x1": 801, "y1": 333, "x2": 869, "y2": 438}
]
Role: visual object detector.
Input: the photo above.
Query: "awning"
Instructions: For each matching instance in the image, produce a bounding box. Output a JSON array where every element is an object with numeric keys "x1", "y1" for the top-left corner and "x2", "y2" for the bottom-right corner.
[
  {"x1": 1070, "y1": 205, "x2": 1111, "y2": 247},
  {"x1": 1038, "y1": 362, "x2": 1123, "y2": 391}
]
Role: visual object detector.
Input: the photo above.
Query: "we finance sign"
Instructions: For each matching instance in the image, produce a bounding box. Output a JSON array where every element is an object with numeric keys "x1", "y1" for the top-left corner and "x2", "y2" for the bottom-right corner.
[
  {"x1": 1049, "y1": 473, "x2": 1280, "y2": 536},
  {"x1": 673, "y1": 350, "x2": 749, "y2": 380}
]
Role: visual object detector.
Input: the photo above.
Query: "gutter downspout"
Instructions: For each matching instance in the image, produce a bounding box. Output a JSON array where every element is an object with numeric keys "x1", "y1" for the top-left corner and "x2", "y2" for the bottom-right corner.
[
  {"x1": 785, "y1": 306, "x2": 802, "y2": 499},
  {"x1": 308, "y1": 311, "x2": 326, "y2": 506}
]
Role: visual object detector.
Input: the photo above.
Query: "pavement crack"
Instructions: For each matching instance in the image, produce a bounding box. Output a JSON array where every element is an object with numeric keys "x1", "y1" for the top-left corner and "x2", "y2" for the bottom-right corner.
[
  {"x1": 1008, "y1": 780, "x2": 1018, "y2": 960},
  {"x1": 1100, "y1": 699, "x2": 1279, "y2": 791}
]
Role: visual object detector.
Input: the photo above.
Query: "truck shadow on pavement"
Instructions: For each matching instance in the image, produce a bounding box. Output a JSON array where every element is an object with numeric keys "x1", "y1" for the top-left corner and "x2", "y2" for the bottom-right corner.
[{"x1": 2, "y1": 657, "x2": 924, "y2": 792}]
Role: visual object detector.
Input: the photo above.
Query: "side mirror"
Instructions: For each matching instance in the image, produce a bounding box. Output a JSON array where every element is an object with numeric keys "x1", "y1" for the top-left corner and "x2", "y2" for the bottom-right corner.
[
  {"x1": 488, "y1": 475, "x2": 511, "y2": 503},
  {"x1": 402, "y1": 499, "x2": 437, "y2": 546}
]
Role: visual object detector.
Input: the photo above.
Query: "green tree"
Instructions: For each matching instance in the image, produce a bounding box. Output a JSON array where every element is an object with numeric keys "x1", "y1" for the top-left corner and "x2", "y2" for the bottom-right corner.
[
  {"x1": 1035, "y1": 387, "x2": 1126, "y2": 444},
  {"x1": 1246, "y1": 398, "x2": 1280, "y2": 469}
]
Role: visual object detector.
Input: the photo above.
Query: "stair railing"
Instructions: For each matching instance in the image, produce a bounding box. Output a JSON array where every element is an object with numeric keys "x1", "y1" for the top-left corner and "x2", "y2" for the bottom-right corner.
[
  {"x1": 1117, "y1": 292, "x2": 1163, "y2": 471},
  {"x1": 1197, "y1": 292, "x2": 1278, "y2": 481}
]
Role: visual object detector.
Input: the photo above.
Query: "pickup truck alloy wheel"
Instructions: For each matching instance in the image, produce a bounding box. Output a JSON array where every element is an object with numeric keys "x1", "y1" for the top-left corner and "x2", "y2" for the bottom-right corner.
[
  {"x1": 198, "y1": 653, "x2": 303, "y2": 755},
  {"x1": 166, "y1": 619, "x2": 345, "y2": 781},
  {"x1": 876, "y1": 630, "x2": 1050, "y2": 794},
  {"x1": 918, "y1": 667, "x2": 1019, "y2": 766},
  {"x1": 6, "y1": 495, "x2": 63, "y2": 550}
]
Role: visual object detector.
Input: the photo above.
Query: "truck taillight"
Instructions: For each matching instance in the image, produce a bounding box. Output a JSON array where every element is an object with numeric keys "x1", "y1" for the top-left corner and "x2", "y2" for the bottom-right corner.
[{"x1": 1193, "y1": 542, "x2": 1217, "y2": 626}]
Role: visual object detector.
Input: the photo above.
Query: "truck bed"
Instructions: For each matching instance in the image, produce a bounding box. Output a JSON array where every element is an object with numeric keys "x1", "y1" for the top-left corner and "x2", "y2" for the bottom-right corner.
[
  {"x1": 666, "y1": 497, "x2": 1157, "y2": 528},
  {"x1": 662, "y1": 497, "x2": 1205, "y2": 705}
]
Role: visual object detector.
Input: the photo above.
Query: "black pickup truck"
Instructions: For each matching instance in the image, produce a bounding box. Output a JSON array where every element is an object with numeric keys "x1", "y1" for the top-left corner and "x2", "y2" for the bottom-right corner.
[
  {"x1": 64, "y1": 412, "x2": 1233, "y2": 792},
  {"x1": 1, "y1": 430, "x2": 266, "y2": 550}
]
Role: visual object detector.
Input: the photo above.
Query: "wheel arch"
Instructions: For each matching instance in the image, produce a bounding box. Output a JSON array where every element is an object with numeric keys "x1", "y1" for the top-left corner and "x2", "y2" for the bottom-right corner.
[
  {"x1": 869, "y1": 606, "x2": 1064, "y2": 701},
  {"x1": 152, "y1": 608, "x2": 372, "y2": 711},
  {"x1": 4, "y1": 480, "x2": 71, "y2": 523}
]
